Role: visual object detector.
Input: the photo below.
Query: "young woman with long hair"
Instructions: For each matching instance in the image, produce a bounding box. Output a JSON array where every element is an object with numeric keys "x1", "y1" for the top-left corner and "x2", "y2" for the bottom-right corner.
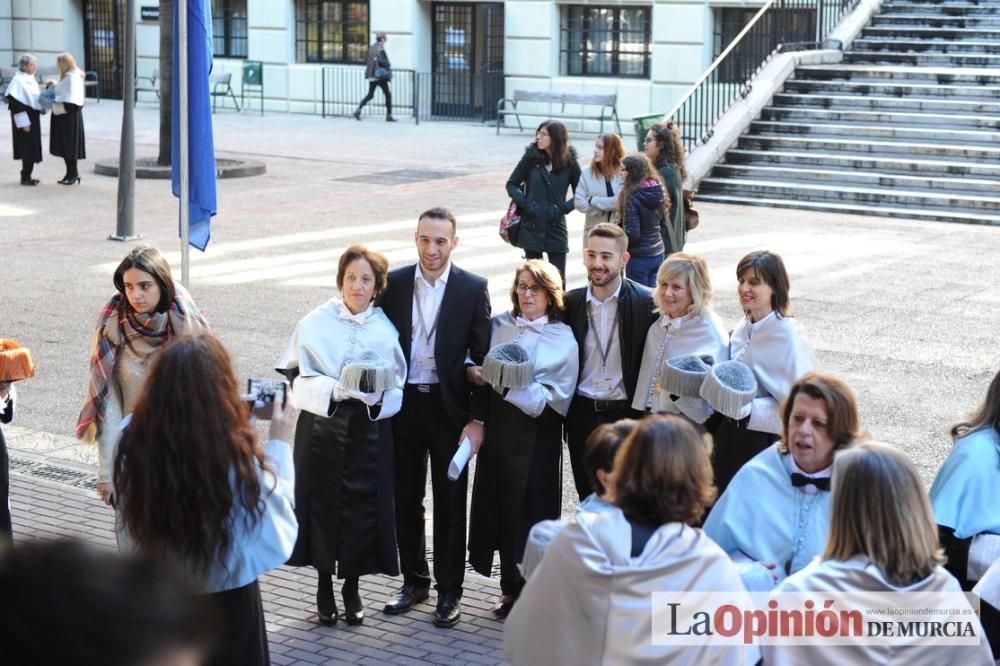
[
  {"x1": 77, "y1": 245, "x2": 208, "y2": 506},
  {"x1": 114, "y1": 334, "x2": 299, "y2": 665},
  {"x1": 643, "y1": 120, "x2": 688, "y2": 255},
  {"x1": 505, "y1": 120, "x2": 582, "y2": 285},
  {"x1": 574, "y1": 132, "x2": 626, "y2": 243},
  {"x1": 615, "y1": 153, "x2": 667, "y2": 287}
]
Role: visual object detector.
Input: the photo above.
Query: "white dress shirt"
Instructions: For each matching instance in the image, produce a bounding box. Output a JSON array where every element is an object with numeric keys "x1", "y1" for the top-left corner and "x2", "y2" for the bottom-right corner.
[
  {"x1": 409, "y1": 262, "x2": 451, "y2": 384},
  {"x1": 576, "y1": 279, "x2": 627, "y2": 400}
]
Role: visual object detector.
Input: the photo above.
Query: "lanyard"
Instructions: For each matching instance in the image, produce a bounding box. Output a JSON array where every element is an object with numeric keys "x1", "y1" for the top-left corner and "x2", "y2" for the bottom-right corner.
[
  {"x1": 414, "y1": 285, "x2": 441, "y2": 345},
  {"x1": 586, "y1": 300, "x2": 620, "y2": 373}
]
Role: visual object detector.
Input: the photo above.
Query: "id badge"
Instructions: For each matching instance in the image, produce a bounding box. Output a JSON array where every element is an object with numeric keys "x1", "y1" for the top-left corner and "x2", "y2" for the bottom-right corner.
[
  {"x1": 417, "y1": 354, "x2": 437, "y2": 373},
  {"x1": 593, "y1": 374, "x2": 615, "y2": 395}
]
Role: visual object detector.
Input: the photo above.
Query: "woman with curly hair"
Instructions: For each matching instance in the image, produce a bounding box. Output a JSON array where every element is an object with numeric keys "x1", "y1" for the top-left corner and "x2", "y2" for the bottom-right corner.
[
  {"x1": 643, "y1": 121, "x2": 688, "y2": 255},
  {"x1": 615, "y1": 153, "x2": 667, "y2": 287},
  {"x1": 114, "y1": 334, "x2": 299, "y2": 665}
]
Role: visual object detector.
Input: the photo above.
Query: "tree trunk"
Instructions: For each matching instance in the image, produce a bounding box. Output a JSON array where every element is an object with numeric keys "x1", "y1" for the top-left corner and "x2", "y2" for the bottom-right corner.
[{"x1": 157, "y1": 0, "x2": 173, "y2": 166}]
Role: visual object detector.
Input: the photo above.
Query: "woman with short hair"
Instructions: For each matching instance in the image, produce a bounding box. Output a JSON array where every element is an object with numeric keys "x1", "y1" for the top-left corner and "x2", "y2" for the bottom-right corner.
[
  {"x1": 505, "y1": 415, "x2": 746, "y2": 665},
  {"x1": 616, "y1": 153, "x2": 667, "y2": 287},
  {"x1": 643, "y1": 120, "x2": 688, "y2": 254},
  {"x1": 468, "y1": 259, "x2": 579, "y2": 618},
  {"x1": 705, "y1": 372, "x2": 860, "y2": 591},
  {"x1": 762, "y1": 441, "x2": 993, "y2": 665},
  {"x1": 115, "y1": 334, "x2": 299, "y2": 665},
  {"x1": 632, "y1": 253, "x2": 729, "y2": 421},
  {"x1": 5, "y1": 53, "x2": 44, "y2": 185},
  {"x1": 77, "y1": 246, "x2": 208, "y2": 506},
  {"x1": 710, "y1": 250, "x2": 816, "y2": 494},
  {"x1": 277, "y1": 243, "x2": 406, "y2": 627},
  {"x1": 574, "y1": 132, "x2": 626, "y2": 241},
  {"x1": 46, "y1": 52, "x2": 86, "y2": 184}
]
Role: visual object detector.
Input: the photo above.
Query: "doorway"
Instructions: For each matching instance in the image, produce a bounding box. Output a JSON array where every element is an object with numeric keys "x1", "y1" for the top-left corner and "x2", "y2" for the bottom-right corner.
[
  {"x1": 430, "y1": 2, "x2": 504, "y2": 119},
  {"x1": 83, "y1": 0, "x2": 125, "y2": 100}
]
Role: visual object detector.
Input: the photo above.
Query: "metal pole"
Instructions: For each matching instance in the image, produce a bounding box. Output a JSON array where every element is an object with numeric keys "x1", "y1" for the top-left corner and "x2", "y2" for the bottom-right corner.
[
  {"x1": 110, "y1": 0, "x2": 140, "y2": 241},
  {"x1": 179, "y1": 0, "x2": 190, "y2": 289}
]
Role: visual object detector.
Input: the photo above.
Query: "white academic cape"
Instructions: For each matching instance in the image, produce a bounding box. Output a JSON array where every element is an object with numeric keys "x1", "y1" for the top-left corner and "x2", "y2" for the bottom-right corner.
[
  {"x1": 505, "y1": 508, "x2": 747, "y2": 666},
  {"x1": 764, "y1": 555, "x2": 993, "y2": 666},
  {"x1": 930, "y1": 427, "x2": 1000, "y2": 540},
  {"x1": 5, "y1": 71, "x2": 40, "y2": 110},
  {"x1": 703, "y1": 443, "x2": 832, "y2": 590}
]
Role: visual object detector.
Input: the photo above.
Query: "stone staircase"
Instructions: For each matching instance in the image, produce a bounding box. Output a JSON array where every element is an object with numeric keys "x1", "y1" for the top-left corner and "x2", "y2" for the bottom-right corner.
[{"x1": 697, "y1": 0, "x2": 1000, "y2": 225}]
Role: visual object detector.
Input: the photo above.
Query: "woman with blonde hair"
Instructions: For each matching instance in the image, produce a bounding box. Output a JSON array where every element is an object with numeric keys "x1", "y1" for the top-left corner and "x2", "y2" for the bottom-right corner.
[
  {"x1": 505, "y1": 415, "x2": 746, "y2": 665},
  {"x1": 468, "y1": 259, "x2": 579, "y2": 619},
  {"x1": 45, "y1": 52, "x2": 86, "y2": 185},
  {"x1": 574, "y1": 132, "x2": 626, "y2": 241},
  {"x1": 632, "y1": 253, "x2": 729, "y2": 421},
  {"x1": 762, "y1": 441, "x2": 993, "y2": 665}
]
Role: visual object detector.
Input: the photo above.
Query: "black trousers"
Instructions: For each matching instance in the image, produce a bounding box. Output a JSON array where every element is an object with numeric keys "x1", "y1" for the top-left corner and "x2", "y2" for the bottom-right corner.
[
  {"x1": 523, "y1": 250, "x2": 566, "y2": 289},
  {"x1": 564, "y1": 395, "x2": 636, "y2": 501},
  {"x1": 357, "y1": 80, "x2": 392, "y2": 115},
  {"x1": 0, "y1": 427, "x2": 10, "y2": 540},
  {"x1": 393, "y1": 384, "x2": 466, "y2": 594}
]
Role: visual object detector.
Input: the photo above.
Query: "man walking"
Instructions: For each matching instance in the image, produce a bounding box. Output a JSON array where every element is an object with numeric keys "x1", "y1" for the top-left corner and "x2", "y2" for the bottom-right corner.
[
  {"x1": 563, "y1": 223, "x2": 656, "y2": 500},
  {"x1": 377, "y1": 207, "x2": 491, "y2": 627},
  {"x1": 354, "y1": 32, "x2": 395, "y2": 122}
]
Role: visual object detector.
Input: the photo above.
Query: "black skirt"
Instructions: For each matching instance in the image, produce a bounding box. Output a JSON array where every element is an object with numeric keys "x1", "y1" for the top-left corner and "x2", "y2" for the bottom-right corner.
[
  {"x1": 286, "y1": 400, "x2": 399, "y2": 577},
  {"x1": 49, "y1": 103, "x2": 86, "y2": 160},
  {"x1": 7, "y1": 97, "x2": 42, "y2": 163},
  {"x1": 202, "y1": 579, "x2": 269, "y2": 666}
]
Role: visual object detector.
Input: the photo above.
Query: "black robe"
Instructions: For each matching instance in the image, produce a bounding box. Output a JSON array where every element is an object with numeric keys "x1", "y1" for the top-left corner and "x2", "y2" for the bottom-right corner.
[
  {"x1": 7, "y1": 97, "x2": 42, "y2": 164},
  {"x1": 50, "y1": 103, "x2": 86, "y2": 160}
]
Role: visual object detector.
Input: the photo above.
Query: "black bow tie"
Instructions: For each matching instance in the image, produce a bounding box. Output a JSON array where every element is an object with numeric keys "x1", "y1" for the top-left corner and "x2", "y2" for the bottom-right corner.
[{"x1": 791, "y1": 472, "x2": 831, "y2": 491}]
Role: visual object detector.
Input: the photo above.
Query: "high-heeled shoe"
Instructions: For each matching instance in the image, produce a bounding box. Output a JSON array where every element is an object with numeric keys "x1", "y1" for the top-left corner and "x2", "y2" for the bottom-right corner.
[
  {"x1": 58, "y1": 176, "x2": 81, "y2": 185},
  {"x1": 317, "y1": 574, "x2": 338, "y2": 626},
  {"x1": 341, "y1": 578, "x2": 365, "y2": 626}
]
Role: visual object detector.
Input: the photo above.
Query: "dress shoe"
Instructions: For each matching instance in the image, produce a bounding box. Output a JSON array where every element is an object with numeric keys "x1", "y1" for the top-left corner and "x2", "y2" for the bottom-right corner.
[
  {"x1": 19, "y1": 177, "x2": 39, "y2": 186},
  {"x1": 353, "y1": 109, "x2": 362, "y2": 120},
  {"x1": 433, "y1": 591, "x2": 462, "y2": 628},
  {"x1": 386, "y1": 115, "x2": 397, "y2": 122},
  {"x1": 317, "y1": 578, "x2": 338, "y2": 626},
  {"x1": 492, "y1": 594, "x2": 516, "y2": 620},
  {"x1": 341, "y1": 582, "x2": 365, "y2": 626},
  {"x1": 383, "y1": 584, "x2": 430, "y2": 615},
  {"x1": 58, "y1": 176, "x2": 81, "y2": 185}
]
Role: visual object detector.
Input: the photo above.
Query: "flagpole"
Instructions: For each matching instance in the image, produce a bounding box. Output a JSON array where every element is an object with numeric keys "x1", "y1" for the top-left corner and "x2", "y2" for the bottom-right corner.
[{"x1": 179, "y1": 0, "x2": 190, "y2": 289}]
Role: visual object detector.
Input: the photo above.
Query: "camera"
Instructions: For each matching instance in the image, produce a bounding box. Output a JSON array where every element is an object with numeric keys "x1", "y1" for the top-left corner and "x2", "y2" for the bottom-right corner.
[{"x1": 247, "y1": 378, "x2": 287, "y2": 420}]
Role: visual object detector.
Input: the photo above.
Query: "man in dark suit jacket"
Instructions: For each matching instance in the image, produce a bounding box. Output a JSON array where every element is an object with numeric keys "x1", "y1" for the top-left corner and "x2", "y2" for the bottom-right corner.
[
  {"x1": 563, "y1": 223, "x2": 656, "y2": 500},
  {"x1": 376, "y1": 207, "x2": 491, "y2": 628}
]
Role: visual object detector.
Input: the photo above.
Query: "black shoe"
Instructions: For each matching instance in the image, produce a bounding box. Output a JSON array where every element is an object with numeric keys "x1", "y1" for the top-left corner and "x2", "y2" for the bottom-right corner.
[
  {"x1": 341, "y1": 581, "x2": 365, "y2": 626},
  {"x1": 353, "y1": 109, "x2": 362, "y2": 120},
  {"x1": 317, "y1": 577, "x2": 337, "y2": 626},
  {"x1": 433, "y1": 591, "x2": 461, "y2": 628},
  {"x1": 20, "y1": 177, "x2": 39, "y2": 186},
  {"x1": 58, "y1": 176, "x2": 81, "y2": 185},
  {"x1": 386, "y1": 115, "x2": 397, "y2": 122},
  {"x1": 492, "y1": 594, "x2": 516, "y2": 620},
  {"x1": 383, "y1": 584, "x2": 430, "y2": 615}
]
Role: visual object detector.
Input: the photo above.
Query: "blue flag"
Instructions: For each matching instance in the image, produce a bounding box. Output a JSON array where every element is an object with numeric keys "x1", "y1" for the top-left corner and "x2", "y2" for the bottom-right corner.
[{"x1": 172, "y1": 0, "x2": 217, "y2": 252}]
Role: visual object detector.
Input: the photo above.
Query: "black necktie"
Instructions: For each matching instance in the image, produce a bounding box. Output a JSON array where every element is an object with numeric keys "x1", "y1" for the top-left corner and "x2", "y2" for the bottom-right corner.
[{"x1": 791, "y1": 472, "x2": 831, "y2": 492}]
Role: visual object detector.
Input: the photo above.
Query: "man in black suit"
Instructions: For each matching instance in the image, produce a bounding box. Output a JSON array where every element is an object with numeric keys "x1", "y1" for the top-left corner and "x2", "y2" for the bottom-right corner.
[
  {"x1": 563, "y1": 223, "x2": 656, "y2": 500},
  {"x1": 376, "y1": 207, "x2": 491, "y2": 628}
]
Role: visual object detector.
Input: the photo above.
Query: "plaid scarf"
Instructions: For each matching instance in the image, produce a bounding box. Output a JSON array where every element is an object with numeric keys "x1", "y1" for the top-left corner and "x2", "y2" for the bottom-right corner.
[{"x1": 76, "y1": 286, "x2": 208, "y2": 443}]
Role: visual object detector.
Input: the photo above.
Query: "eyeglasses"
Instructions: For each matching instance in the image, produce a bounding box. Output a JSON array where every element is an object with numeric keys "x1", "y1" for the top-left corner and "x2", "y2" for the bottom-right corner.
[{"x1": 516, "y1": 284, "x2": 545, "y2": 295}]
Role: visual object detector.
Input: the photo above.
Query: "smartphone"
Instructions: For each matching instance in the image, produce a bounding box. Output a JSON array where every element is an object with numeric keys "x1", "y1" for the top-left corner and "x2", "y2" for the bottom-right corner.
[{"x1": 247, "y1": 378, "x2": 288, "y2": 420}]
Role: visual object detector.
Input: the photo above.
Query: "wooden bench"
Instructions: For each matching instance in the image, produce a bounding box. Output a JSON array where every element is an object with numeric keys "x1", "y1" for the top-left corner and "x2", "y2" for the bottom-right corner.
[
  {"x1": 210, "y1": 71, "x2": 240, "y2": 112},
  {"x1": 496, "y1": 90, "x2": 622, "y2": 135}
]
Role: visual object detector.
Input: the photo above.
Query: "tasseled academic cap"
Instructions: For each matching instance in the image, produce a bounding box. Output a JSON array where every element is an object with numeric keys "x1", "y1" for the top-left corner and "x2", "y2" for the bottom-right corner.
[
  {"x1": 699, "y1": 360, "x2": 757, "y2": 419},
  {"x1": 482, "y1": 342, "x2": 533, "y2": 389},
  {"x1": 341, "y1": 350, "x2": 394, "y2": 393},
  {"x1": 0, "y1": 339, "x2": 35, "y2": 382},
  {"x1": 660, "y1": 354, "x2": 714, "y2": 399}
]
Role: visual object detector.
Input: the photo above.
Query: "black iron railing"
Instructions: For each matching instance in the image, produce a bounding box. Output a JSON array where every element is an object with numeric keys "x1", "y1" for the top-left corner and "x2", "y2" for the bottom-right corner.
[
  {"x1": 321, "y1": 67, "x2": 506, "y2": 123},
  {"x1": 667, "y1": 0, "x2": 859, "y2": 153}
]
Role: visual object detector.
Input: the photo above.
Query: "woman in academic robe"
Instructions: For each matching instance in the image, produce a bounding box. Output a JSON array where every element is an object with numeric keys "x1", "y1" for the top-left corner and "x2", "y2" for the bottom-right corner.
[
  {"x1": 710, "y1": 250, "x2": 816, "y2": 495},
  {"x1": 505, "y1": 415, "x2": 747, "y2": 666},
  {"x1": 5, "y1": 53, "x2": 44, "y2": 185},
  {"x1": 276, "y1": 244, "x2": 406, "y2": 627},
  {"x1": 632, "y1": 253, "x2": 729, "y2": 422},
  {"x1": 930, "y1": 366, "x2": 1000, "y2": 658},
  {"x1": 704, "y1": 372, "x2": 862, "y2": 591},
  {"x1": 46, "y1": 52, "x2": 86, "y2": 185},
  {"x1": 468, "y1": 259, "x2": 579, "y2": 619},
  {"x1": 762, "y1": 441, "x2": 993, "y2": 665}
]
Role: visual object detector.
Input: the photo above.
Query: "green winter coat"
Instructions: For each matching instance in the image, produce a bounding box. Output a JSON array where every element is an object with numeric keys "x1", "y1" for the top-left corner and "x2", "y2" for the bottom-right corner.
[
  {"x1": 506, "y1": 146, "x2": 582, "y2": 254},
  {"x1": 657, "y1": 164, "x2": 686, "y2": 254}
]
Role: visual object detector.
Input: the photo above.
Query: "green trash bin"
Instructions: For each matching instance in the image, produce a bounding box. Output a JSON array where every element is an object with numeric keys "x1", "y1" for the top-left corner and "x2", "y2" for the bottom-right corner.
[{"x1": 633, "y1": 113, "x2": 666, "y2": 152}]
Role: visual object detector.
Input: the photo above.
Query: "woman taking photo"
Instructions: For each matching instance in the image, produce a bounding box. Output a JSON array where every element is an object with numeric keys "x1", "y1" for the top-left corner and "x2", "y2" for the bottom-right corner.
[
  {"x1": 47, "y1": 52, "x2": 86, "y2": 185},
  {"x1": 115, "y1": 334, "x2": 299, "y2": 665},
  {"x1": 276, "y1": 244, "x2": 406, "y2": 627},
  {"x1": 710, "y1": 250, "x2": 816, "y2": 494},
  {"x1": 762, "y1": 442, "x2": 993, "y2": 664},
  {"x1": 632, "y1": 253, "x2": 729, "y2": 421},
  {"x1": 468, "y1": 259, "x2": 579, "y2": 619},
  {"x1": 574, "y1": 132, "x2": 625, "y2": 242},
  {"x1": 643, "y1": 121, "x2": 687, "y2": 254},
  {"x1": 617, "y1": 153, "x2": 667, "y2": 287},
  {"x1": 5, "y1": 53, "x2": 44, "y2": 185},
  {"x1": 77, "y1": 246, "x2": 208, "y2": 505},
  {"x1": 505, "y1": 120, "x2": 582, "y2": 284},
  {"x1": 505, "y1": 415, "x2": 746, "y2": 665},
  {"x1": 705, "y1": 372, "x2": 861, "y2": 591}
]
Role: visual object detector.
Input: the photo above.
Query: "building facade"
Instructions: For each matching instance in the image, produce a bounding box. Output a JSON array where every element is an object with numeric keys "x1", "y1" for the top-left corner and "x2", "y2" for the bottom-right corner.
[{"x1": 0, "y1": 0, "x2": 763, "y2": 128}]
